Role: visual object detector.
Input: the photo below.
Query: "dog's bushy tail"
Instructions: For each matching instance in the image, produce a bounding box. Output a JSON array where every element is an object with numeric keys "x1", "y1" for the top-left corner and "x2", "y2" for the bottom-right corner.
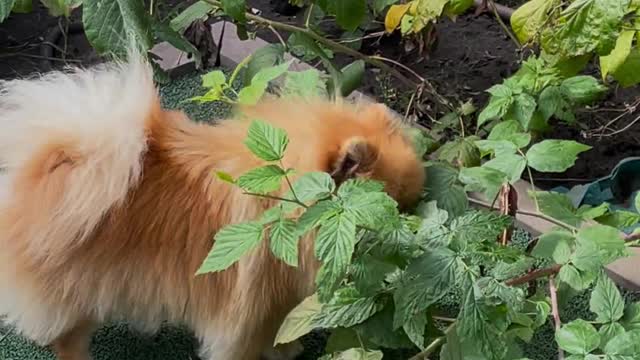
[{"x1": 0, "y1": 52, "x2": 158, "y2": 262}]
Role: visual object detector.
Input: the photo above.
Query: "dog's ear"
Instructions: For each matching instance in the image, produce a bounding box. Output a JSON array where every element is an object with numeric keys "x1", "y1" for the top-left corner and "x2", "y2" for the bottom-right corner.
[{"x1": 330, "y1": 137, "x2": 379, "y2": 185}]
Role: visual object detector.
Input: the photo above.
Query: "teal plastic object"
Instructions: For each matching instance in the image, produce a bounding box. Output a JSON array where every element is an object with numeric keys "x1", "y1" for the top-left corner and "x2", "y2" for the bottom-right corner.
[{"x1": 551, "y1": 157, "x2": 640, "y2": 233}]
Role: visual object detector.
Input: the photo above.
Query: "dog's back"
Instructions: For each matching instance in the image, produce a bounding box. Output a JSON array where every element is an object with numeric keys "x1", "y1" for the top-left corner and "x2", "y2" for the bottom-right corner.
[{"x1": 0, "y1": 55, "x2": 425, "y2": 360}]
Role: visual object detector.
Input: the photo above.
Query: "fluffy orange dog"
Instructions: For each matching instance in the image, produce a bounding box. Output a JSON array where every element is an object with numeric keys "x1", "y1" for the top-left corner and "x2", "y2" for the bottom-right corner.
[{"x1": 0, "y1": 55, "x2": 425, "y2": 360}]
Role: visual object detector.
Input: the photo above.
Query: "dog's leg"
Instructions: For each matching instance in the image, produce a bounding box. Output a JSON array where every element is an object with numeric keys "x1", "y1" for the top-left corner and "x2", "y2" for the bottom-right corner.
[{"x1": 49, "y1": 319, "x2": 97, "y2": 360}]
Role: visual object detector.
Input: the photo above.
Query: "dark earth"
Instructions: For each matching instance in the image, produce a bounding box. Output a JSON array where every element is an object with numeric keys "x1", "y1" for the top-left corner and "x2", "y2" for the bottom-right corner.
[{"x1": 2, "y1": 0, "x2": 639, "y2": 185}]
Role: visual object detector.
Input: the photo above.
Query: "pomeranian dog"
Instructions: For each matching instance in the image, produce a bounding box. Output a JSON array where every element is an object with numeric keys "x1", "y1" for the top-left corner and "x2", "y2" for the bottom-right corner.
[{"x1": 0, "y1": 54, "x2": 425, "y2": 360}]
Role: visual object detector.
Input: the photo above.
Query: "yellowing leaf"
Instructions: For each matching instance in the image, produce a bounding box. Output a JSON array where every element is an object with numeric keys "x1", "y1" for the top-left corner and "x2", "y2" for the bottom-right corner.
[
  {"x1": 385, "y1": 3, "x2": 410, "y2": 32},
  {"x1": 600, "y1": 30, "x2": 636, "y2": 79},
  {"x1": 611, "y1": 48, "x2": 640, "y2": 88},
  {"x1": 510, "y1": 0, "x2": 559, "y2": 44}
]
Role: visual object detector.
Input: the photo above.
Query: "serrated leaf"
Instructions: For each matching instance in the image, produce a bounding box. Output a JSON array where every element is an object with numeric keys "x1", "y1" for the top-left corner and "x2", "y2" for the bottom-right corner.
[
  {"x1": 314, "y1": 288, "x2": 381, "y2": 328},
  {"x1": 603, "y1": 329, "x2": 640, "y2": 356},
  {"x1": 315, "y1": 212, "x2": 357, "y2": 300},
  {"x1": 622, "y1": 302, "x2": 640, "y2": 331},
  {"x1": 197, "y1": 222, "x2": 264, "y2": 274},
  {"x1": 269, "y1": 218, "x2": 299, "y2": 267},
  {"x1": 337, "y1": 178, "x2": 385, "y2": 198},
  {"x1": 393, "y1": 247, "x2": 459, "y2": 328},
  {"x1": 444, "y1": 0, "x2": 473, "y2": 17},
  {"x1": 449, "y1": 210, "x2": 512, "y2": 248},
  {"x1": 475, "y1": 140, "x2": 518, "y2": 158},
  {"x1": 555, "y1": 319, "x2": 601, "y2": 354},
  {"x1": 83, "y1": 0, "x2": 153, "y2": 55},
  {"x1": 438, "y1": 138, "x2": 481, "y2": 167},
  {"x1": 202, "y1": 70, "x2": 227, "y2": 90},
  {"x1": 599, "y1": 322, "x2": 625, "y2": 350},
  {"x1": 478, "y1": 85, "x2": 514, "y2": 127},
  {"x1": 289, "y1": 172, "x2": 335, "y2": 203},
  {"x1": 403, "y1": 313, "x2": 427, "y2": 349},
  {"x1": 170, "y1": 1, "x2": 216, "y2": 33},
  {"x1": 559, "y1": 264, "x2": 589, "y2": 291},
  {"x1": 490, "y1": 258, "x2": 535, "y2": 281},
  {"x1": 244, "y1": 120, "x2": 289, "y2": 161},
  {"x1": 532, "y1": 230, "x2": 575, "y2": 264},
  {"x1": 483, "y1": 153, "x2": 527, "y2": 184},
  {"x1": 561, "y1": 76, "x2": 608, "y2": 104},
  {"x1": 487, "y1": 120, "x2": 532, "y2": 148},
  {"x1": 575, "y1": 224, "x2": 627, "y2": 267},
  {"x1": 342, "y1": 191, "x2": 398, "y2": 230},
  {"x1": 424, "y1": 163, "x2": 468, "y2": 217},
  {"x1": 577, "y1": 203, "x2": 610, "y2": 220},
  {"x1": 596, "y1": 210, "x2": 640, "y2": 229},
  {"x1": 505, "y1": 93, "x2": 537, "y2": 130},
  {"x1": 283, "y1": 69, "x2": 328, "y2": 99},
  {"x1": 221, "y1": 0, "x2": 245, "y2": 23},
  {"x1": 237, "y1": 165, "x2": 286, "y2": 193},
  {"x1": 590, "y1": 273, "x2": 625, "y2": 323},
  {"x1": 538, "y1": 85, "x2": 575, "y2": 123},
  {"x1": 296, "y1": 200, "x2": 341, "y2": 236},
  {"x1": 510, "y1": 0, "x2": 559, "y2": 43},
  {"x1": 457, "y1": 290, "x2": 508, "y2": 360},
  {"x1": 0, "y1": 0, "x2": 15, "y2": 22},
  {"x1": 275, "y1": 294, "x2": 322, "y2": 345},
  {"x1": 459, "y1": 166, "x2": 508, "y2": 201},
  {"x1": 526, "y1": 140, "x2": 591, "y2": 173},
  {"x1": 323, "y1": 348, "x2": 384, "y2": 360},
  {"x1": 532, "y1": 191, "x2": 582, "y2": 226},
  {"x1": 415, "y1": 201, "x2": 449, "y2": 247},
  {"x1": 350, "y1": 254, "x2": 397, "y2": 295},
  {"x1": 600, "y1": 30, "x2": 635, "y2": 79},
  {"x1": 243, "y1": 44, "x2": 285, "y2": 86}
]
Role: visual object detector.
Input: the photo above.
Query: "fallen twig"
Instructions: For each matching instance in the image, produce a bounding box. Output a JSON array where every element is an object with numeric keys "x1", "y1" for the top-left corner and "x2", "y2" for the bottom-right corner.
[
  {"x1": 506, "y1": 264, "x2": 562, "y2": 286},
  {"x1": 549, "y1": 276, "x2": 565, "y2": 360}
]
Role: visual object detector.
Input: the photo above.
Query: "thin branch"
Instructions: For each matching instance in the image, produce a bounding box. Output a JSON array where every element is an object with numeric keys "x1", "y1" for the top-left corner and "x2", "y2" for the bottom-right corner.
[
  {"x1": 243, "y1": 192, "x2": 307, "y2": 208},
  {"x1": 468, "y1": 197, "x2": 578, "y2": 232},
  {"x1": 369, "y1": 54, "x2": 425, "y2": 83},
  {"x1": 600, "y1": 113, "x2": 640, "y2": 137},
  {"x1": 408, "y1": 323, "x2": 456, "y2": 360},
  {"x1": 268, "y1": 25, "x2": 287, "y2": 48},
  {"x1": 203, "y1": 0, "x2": 418, "y2": 89},
  {"x1": 549, "y1": 276, "x2": 565, "y2": 360},
  {"x1": 488, "y1": 0, "x2": 521, "y2": 49},
  {"x1": 505, "y1": 264, "x2": 562, "y2": 286}
]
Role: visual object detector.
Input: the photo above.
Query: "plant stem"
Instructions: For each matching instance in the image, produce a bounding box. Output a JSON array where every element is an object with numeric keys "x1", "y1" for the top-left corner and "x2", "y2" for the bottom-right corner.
[
  {"x1": 408, "y1": 323, "x2": 456, "y2": 360},
  {"x1": 505, "y1": 264, "x2": 561, "y2": 286},
  {"x1": 243, "y1": 192, "x2": 307, "y2": 208},
  {"x1": 488, "y1": 0, "x2": 521, "y2": 49},
  {"x1": 203, "y1": 0, "x2": 417, "y2": 88},
  {"x1": 549, "y1": 276, "x2": 565, "y2": 360},
  {"x1": 468, "y1": 197, "x2": 577, "y2": 232}
]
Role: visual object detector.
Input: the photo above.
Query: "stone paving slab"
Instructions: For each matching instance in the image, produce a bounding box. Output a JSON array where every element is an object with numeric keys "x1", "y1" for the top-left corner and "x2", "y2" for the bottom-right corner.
[{"x1": 150, "y1": 20, "x2": 640, "y2": 292}]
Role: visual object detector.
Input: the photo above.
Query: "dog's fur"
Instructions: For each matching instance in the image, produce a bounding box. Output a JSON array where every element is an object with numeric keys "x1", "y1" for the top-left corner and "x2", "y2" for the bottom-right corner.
[{"x1": 0, "y1": 55, "x2": 425, "y2": 360}]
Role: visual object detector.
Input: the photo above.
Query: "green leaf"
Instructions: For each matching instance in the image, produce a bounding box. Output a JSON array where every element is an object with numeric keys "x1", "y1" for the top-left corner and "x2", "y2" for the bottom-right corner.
[
  {"x1": 338, "y1": 60, "x2": 365, "y2": 97},
  {"x1": 239, "y1": 60, "x2": 292, "y2": 104},
  {"x1": 83, "y1": 0, "x2": 153, "y2": 55},
  {"x1": 0, "y1": 0, "x2": 16, "y2": 22},
  {"x1": 315, "y1": 212, "x2": 357, "y2": 300},
  {"x1": 274, "y1": 294, "x2": 322, "y2": 345},
  {"x1": 403, "y1": 313, "x2": 427, "y2": 349},
  {"x1": 197, "y1": 222, "x2": 264, "y2": 274},
  {"x1": 243, "y1": 44, "x2": 285, "y2": 86},
  {"x1": 314, "y1": 288, "x2": 381, "y2": 328},
  {"x1": 269, "y1": 218, "x2": 299, "y2": 267},
  {"x1": 237, "y1": 165, "x2": 286, "y2": 193},
  {"x1": 459, "y1": 166, "x2": 508, "y2": 201},
  {"x1": 457, "y1": 290, "x2": 508, "y2": 359},
  {"x1": 202, "y1": 70, "x2": 227, "y2": 89},
  {"x1": 611, "y1": 48, "x2": 640, "y2": 88},
  {"x1": 342, "y1": 191, "x2": 398, "y2": 230},
  {"x1": 600, "y1": 30, "x2": 636, "y2": 79},
  {"x1": 288, "y1": 32, "x2": 334, "y2": 62},
  {"x1": 555, "y1": 319, "x2": 601, "y2": 355},
  {"x1": 373, "y1": 0, "x2": 398, "y2": 15},
  {"x1": 526, "y1": 140, "x2": 591, "y2": 173},
  {"x1": 297, "y1": 200, "x2": 341, "y2": 236},
  {"x1": 153, "y1": 21, "x2": 202, "y2": 68},
  {"x1": 599, "y1": 322, "x2": 625, "y2": 350},
  {"x1": 622, "y1": 302, "x2": 640, "y2": 331},
  {"x1": 561, "y1": 76, "x2": 608, "y2": 104},
  {"x1": 541, "y1": 0, "x2": 630, "y2": 57},
  {"x1": 12, "y1": 0, "x2": 32, "y2": 13},
  {"x1": 444, "y1": 0, "x2": 474, "y2": 17},
  {"x1": 283, "y1": 69, "x2": 328, "y2": 99},
  {"x1": 333, "y1": 0, "x2": 366, "y2": 31},
  {"x1": 290, "y1": 172, "x2": 335, "y2": 203},
  {"x1": 490, "y1": 258, "x2": 535, "y2": 281},
  {"x1": 475, "y1": 140, "x2": 518, "y2": 158},
  {"x1": 244, "y1": 120, "x2": 289, "y2": 161},
  {"x1": 221, "y1": 0, "x2": 246, "y2": 23},
  {"x1": 394, "y1": 247, "x2": 459, "y2": 328},
  {"x1": 448, "y1": 210, "x2": 512, "y2": 248},
  {"x1": 603, "y1": 329, "x2": 640, "y2": 356},
  {"x1": 577, "y1": 203, "x2": 610, "y2": 220},
  {"x1": 322, "y1": 348, "x2": 383, "y2": 360},
  {"x1": 170, "y1": 1, "x2": 216, "y2": 33},
  {"x1": 41, "y1": 0, "x2": 81, "y2": 17},
  {"x1": 590, "y1": 273, "x2": 625, "y2": 323},
  {"x1": 337, "y1": 178, "x2": 384, "y2": 198},
  {"x1": 505, "y1": 93, "x2": 538, "y2": 130},
  {"x1": 438, "y1": 138, "x2": 481, "y2": 167},
  {"x1": 596, "y1": 210, "x2": 640, "y2": 229},
  {"x1": 572, "y1": 225, "x2": 627, "y2": 274},
  {"x1": 487, "y1": 120, "x2": 531, "y2": 148},
  {"x1": 424, "y1": 164, "x2": 468, "y2": 217},
  {"x1": 635, "y1": 192, "x2": 640, "y2": 213},
  {"x1": 406, "y1": 127, "x2": 433, "y2": 158},
  {"x1": 510, "y1": 0, "x2": 559, "y2": 43},
  {"x1": 538, "y1": 86, "x2": 575, "y2": 123},
  {"x1": 483, "y1": 154, "x2": 527, "y2": 184},
  {"x1": 478, "y1": 85, "x2": 514, "y2": 127},
  {"x1": 559, "y1": 264, "x2": 589, "y2": 291},
  {"x1": 532, "y1": 191, "x2": 582, "y2": 227},
  {"x1": 350, "y1": 254, "x2": 397, "y2": 295},
  {"x1": 215, "y1": 171, "x2": 235, "y2": 184},
  {"x1": 532, "y1": 230, "x2": 575, "y2": 264}
]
